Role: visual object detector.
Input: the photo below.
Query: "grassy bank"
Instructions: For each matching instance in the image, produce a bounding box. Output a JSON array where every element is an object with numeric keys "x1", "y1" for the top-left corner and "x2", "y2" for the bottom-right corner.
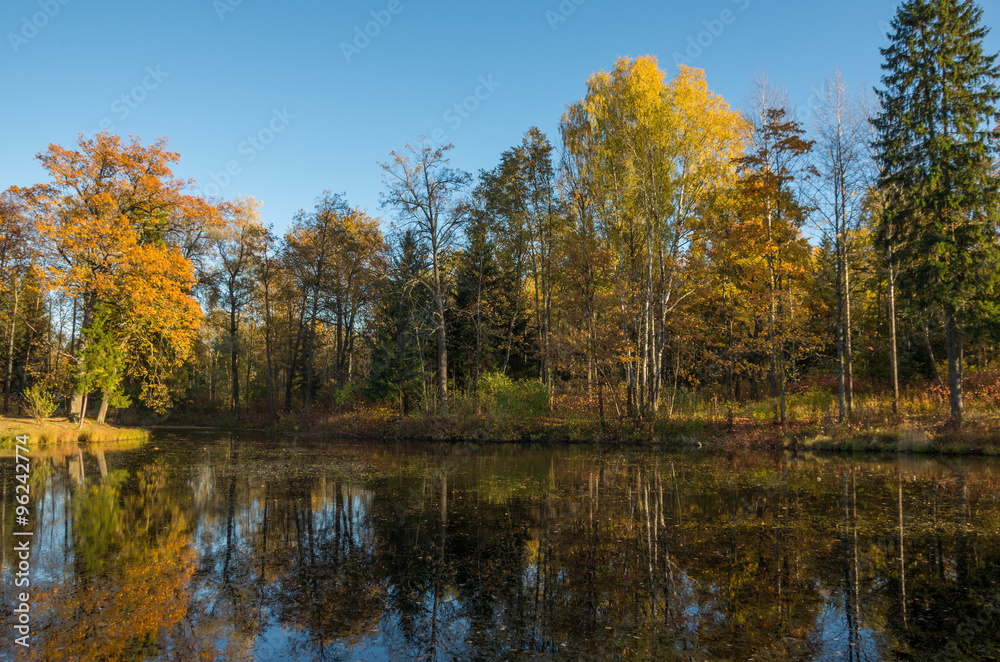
[
  {"x1": 0, "y1": 417, "x2": 150, "y2": 446},
  {"x1": 156, "y1": 406, "x2": 1000, "y2": 456},
  {"x1": 152, "y1": 377, "x2": 1000, "y2": 455}
]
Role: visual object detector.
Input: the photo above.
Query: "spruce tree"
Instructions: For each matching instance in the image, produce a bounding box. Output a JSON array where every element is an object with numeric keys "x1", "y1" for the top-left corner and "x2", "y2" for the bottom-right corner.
[
  {"x1": 366, "y1": 231, "x2": 432, "y2": 415},
  {"x1": 873, "y1": 0, "x2": 1000, "y2": 425}
]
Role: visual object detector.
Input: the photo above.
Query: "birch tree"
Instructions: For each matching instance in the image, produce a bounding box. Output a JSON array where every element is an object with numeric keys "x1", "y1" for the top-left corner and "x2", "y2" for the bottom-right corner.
[
  {"x1": 380, "y1": 141, "x2": 470, "y2": 416},
  {"x1": 812, "y1": 71, "x2": 872, "y2": 422}
]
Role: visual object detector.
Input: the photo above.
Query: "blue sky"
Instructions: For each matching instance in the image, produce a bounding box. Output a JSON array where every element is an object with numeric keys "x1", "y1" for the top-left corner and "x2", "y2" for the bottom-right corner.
[{"x1": 2, "y1": 0, "x2": 998, "y2": 234}]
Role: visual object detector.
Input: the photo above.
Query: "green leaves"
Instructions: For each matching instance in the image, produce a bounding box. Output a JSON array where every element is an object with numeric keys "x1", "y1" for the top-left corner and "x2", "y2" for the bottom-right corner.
[
  {"x1": 77, "y1": 305, "x2": 130, "y2": 410},
  {"x1": 875, "y1": 0, "x2": 1000, "y2": 315},
  {"x1": 874, "y1": 0, "x2": 1000, "y2": 423}
]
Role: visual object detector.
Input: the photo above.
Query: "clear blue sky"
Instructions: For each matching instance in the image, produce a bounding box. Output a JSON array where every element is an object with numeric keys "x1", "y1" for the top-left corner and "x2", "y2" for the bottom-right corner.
[{"x1": 2, "y1": 0, "x2": 997, "y2": 234}]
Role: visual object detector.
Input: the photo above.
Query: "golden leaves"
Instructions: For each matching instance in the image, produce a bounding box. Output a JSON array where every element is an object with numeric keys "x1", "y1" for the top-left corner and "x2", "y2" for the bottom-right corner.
[{"x1": 23, "y1": 133, "x2": 217, "y2": 411}]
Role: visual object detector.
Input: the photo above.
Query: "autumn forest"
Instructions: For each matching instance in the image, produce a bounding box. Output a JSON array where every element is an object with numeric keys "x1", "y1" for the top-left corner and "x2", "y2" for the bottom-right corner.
[{"x1": 2, "y1": 2, "x2": 999, "y2": 447}]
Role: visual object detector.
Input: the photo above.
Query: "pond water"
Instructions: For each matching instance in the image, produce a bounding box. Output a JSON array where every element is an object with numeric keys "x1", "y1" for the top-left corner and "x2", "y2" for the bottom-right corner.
[{"x1": 1, "y1": 432, "x2": 999, "y2": 661}]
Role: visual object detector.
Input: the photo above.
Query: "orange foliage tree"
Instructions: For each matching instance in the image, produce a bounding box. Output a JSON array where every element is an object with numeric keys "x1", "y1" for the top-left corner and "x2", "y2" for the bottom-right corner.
[{"x1": 15, "y1": 133, "x2": 221, "y2": 416}]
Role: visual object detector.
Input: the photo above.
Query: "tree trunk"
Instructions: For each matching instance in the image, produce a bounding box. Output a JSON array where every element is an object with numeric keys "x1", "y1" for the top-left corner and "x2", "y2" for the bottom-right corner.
[
  {"x1": 245, "y1": 324, "x2": 253, "y2": 409},
  {"x1": 776, "y1": 273, "x2": 788, "y2": 428},
  {"x1": 844, "y1": 250, "x2": 854, "y2": 419},
  {"x1": 305, "y1": 312, "x2": 317, "y2": 413},
  {"x1": 642, "y1": 219, "x2": 654, "y2": 419},
  {"x1": 97, "y1": 393, "x2": 110, "y2": 425},
  {"x1": 431, "y1": 241, "x2": 449, "y2": 416},
  {"x1": 778, "y1": 322, "x2": 787, "y2": 428},
  {"x1": 836, "y1": 253, "x2": 846, "y2": 423},
  {"x1": 263, "y1": 274, "x2": 277, "y2": 419},
  {"x1": 768, "y1": 272, "x2": 778, "y2": 399},
  {"x1": 96, "y1": 324, "x2": 119, "y2": 424},
  {"x1": 285, "y1": 291, "x2": 309, "y2": 411},
  {"x1": 922, "y1": 321, "x2": 943, "y2": 387},
  {"x1": 435, "y1": 289, "x2": 448, "y2": 417},
  {"x1": 78, "y1": 392, "x2": 89, "y2": 430},
  {"x1": 887, "y1": 252, "x2": 900, "y2": 415},
  {"x1": 230, "y1": 302, "x2": 240, "y2": 422},
  {"x1": 944, "y1": 309, "x2": 964, "y2": 426},
  {"x1": 3, "y1": 275, "x2": 18, "y2": 415},
  {"x1": 71, "y1": 299, "x2": 95, "y2": 423}
]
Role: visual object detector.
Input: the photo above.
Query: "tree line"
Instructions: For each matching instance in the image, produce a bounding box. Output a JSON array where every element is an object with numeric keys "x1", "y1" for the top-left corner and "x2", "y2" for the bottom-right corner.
[{"x1": 1, "y1": 0, "x2": 997, "y2": 428}]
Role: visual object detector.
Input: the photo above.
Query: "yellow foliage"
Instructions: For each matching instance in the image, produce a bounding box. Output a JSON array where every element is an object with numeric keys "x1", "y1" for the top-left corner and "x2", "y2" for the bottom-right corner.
[{"x1": 17, "y1": 133, "x2": 222, "y2": 411}]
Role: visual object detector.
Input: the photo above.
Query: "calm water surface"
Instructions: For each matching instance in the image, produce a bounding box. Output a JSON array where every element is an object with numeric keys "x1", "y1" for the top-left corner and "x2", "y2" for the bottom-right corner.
[{"x1": 1, "y1": 432, "x2": 999, "y2": 661}]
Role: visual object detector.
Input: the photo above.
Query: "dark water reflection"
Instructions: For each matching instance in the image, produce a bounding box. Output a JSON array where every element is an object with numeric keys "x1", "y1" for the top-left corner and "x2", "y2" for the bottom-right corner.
[{"x1": 2, "y1": 433, "x2": 1000, "y2": 661}]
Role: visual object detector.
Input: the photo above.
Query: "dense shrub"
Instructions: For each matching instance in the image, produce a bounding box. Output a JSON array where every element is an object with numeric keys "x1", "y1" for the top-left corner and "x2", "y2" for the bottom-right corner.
[
  {"x1": 22, "y1": 384, "x2": 57, "y2": 422},
  {"x1": 478, "y1": 373, "x2": 549, "y2": 419}
]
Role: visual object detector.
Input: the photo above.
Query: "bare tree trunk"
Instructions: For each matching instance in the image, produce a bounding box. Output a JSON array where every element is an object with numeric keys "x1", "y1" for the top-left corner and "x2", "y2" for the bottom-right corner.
[
  {"x1": 643, "y1": 219, "x2": 654, "y2": 418},
  {"x1": 500, "y1": 311, "x2": 516, "y2": 376},
  {"x1": 837, "y1": 254, "x2": 846, "y2": 423},
  {"x1": 944, "y1": 309, "x2": 964, "y2": 426},
  {"x1": 431, "y1": 246, "x2": 449, "y2": 416},
  {"x1": 97, "y1": 369, "x2": 118, "y2": 425},
  {"x1": 544, "y1": 265, "x2": 552, "y2": 404},
  {"x1": 922, "y1": 321, "x2": 943, "y2": 387},
  {"x1": 285, "y1": 290, "x2": 309, "y2": 411},
  {"x1": 726, "y1": 323, "x2": 735, "y2": 427},
  {"x1": 65, "y1": 296, "x2": 78, "y2": 420},
  {"x1": 768, "y1": 265, "x2": 778, "y2": 401},
  {"x1": 304, "y1": 240, "x2": 327, "y2": 414},
  {"x1": 78, "y1": 392, "x2": 88, "y2": 430},
  {"x1": 71, "y1": 300, "x2": 95, "y2": 423},
  {"x1": 3, "y1": 274, "x2": 18, "y2": 415},
  {"x1": 97, "y1": 396, "x2": 110, "y2": 425},
  {"x1": 778, "y1": 295, "x2": 787, "y2": 428},
  {"x1": 231, "y1": 302, "x2": 240, "y2": 422},
  {"x1": 435, "y1": 286, "x2": 448, "y2": 417},
  {"x1": 772, "y1": 267, "x2": 787, "y2": 428},
  {"x1": 416, "y1": 329, "x2": 429, "y2": 414},
  {"x1": 245, "y1": 324, "x2": 253, "y2": 406},
  {"x1": 668, "y1": 341, "x2": 681, "y2": 418},
  {"x1": 305, "y1": 309, "x2": 317, "y2": 413},
  {"x1": 887, "y1": 253, "x2": 900, "y2": 415},
  {"x1": 844, "y1": 252, "x2": 854, "y2": 418},
  {"x1": 263, "y1": 271, "x2": 277, "y2": 419}
]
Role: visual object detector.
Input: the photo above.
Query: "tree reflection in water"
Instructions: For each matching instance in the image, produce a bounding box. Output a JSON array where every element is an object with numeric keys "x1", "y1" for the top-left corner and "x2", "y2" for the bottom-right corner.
[{"x1": 1, "y1": 435, "x2": 999, "y2": 661}]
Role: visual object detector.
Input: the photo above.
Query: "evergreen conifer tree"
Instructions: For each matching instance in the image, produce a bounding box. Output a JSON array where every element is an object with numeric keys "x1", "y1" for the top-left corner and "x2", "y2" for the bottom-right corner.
[{"x1": 873, "y1": 0, "x2": 1000, "y2": 425}]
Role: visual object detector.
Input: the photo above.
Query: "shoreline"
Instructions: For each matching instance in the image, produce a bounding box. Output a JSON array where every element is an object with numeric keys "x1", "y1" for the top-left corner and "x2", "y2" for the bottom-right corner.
[
  {"x1": 0, "y1": 417, "x2": 149, "y2": 446},
  {"x1": 139, "y1": 411, "x2": 1000, "y2": 456},
  {"x1": 6, "y1": 411, "x2": 996, "y2": 456}
]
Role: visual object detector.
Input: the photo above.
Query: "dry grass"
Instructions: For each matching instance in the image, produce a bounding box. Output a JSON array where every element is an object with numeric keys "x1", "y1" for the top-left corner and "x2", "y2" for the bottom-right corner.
[{"x1": 0, "y1": 416, "x2": 148, "y2": 446}]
